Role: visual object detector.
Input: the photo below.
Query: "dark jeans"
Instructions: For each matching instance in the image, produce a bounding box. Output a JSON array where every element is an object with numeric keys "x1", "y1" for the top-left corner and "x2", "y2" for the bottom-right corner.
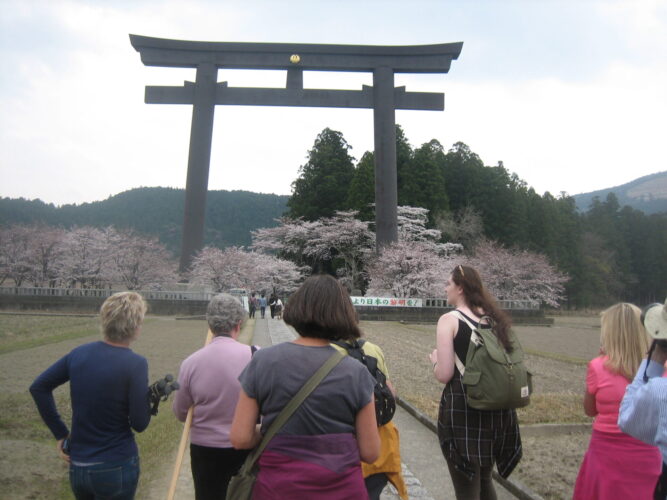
[
  {"x1": 365, "y1": 473, "x2": 389, "y2": 500},
  {"x1": 249, "y1": 306, "x2": 256, "y2": 318},
  {"x1": 69, "y1": 455, "x2": 139, "y2": 500},
  {"x1": 260, "y1": 306, "x2": 266, "y2": 318},
  {"x1": 190, "y1": 443, "x2": 249, "y2": 500},
  {"x1": 446, "y1": 457, "x2": 497, "y2": 500}
]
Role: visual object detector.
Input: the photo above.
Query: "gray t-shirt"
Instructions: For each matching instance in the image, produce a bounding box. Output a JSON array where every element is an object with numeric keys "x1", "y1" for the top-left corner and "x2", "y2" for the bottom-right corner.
[{"x1": 239, "y1": 343, "x2": 375, "y2": 435}]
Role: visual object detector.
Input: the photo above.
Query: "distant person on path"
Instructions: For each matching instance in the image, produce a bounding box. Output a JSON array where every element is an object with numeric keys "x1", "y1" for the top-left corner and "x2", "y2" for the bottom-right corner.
[
  {"x1": 248, "y1": 292, "x2": 257, "y2": 319},
  {"x1": 331, "y1": 339, "x2": 408, "y2": 499},
  {"x1": 230, "y1": 274, "x2": 380, "y2": 498},
  {"x1": 429, "y1": 265, "x2": 522, "y2": 500},
  {"x1": 258, "y1": 294, "x2": 267, "y2": 319},
  {"x1": 30, "y1": 292, "x2": 152, "y2": 500},
  {"x1": 173, "y1": 293, "x2": 254, "y2": 500},
  {"x1": 274, "y1": 297, "x2": 283, "y2": 320},
  {"x1": 573, "y1": 303, "x2": 661, "y2": 499},
  {"x1": 269, "y1": 293, "x2": 277, "y2": 319},
  {"x1": 619, "y1": 299, "x2": 667, "y2": 500}
]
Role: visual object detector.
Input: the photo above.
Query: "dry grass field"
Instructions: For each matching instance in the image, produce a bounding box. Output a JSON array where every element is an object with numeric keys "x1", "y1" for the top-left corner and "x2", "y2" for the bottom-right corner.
[
  {"x1": 1, "y1": 313, "x2": 599, "y2": 500},
  {"x1": 0, "y1": 314, "x2": 212, "y2": 500}
]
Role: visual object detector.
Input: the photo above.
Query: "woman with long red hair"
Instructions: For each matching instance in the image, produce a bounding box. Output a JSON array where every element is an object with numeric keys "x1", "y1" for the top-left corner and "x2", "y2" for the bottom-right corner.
[{"x1": 429, "y1": 265, "x2": 522, "y2": 500}]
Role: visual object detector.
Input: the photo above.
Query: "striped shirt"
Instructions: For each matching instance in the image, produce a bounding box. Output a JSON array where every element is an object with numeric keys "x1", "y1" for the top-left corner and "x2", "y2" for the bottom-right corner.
[{"x1": 618, "y1": 359, "x2": 667, "y2": 463}]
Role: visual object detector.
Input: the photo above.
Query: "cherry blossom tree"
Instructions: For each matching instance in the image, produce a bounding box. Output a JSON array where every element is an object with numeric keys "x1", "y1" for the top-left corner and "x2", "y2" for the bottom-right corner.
[
  {"x1": 189, "y1": 246, "x2": 304, "y2": 294},
  {"x1": 252, "y1": 218, "x2": 324, "y2": 269},
  {"x1": 397, "y1": 206, "x2": 463, "y2": 256},
  {"x1": 253, "y1": 254, "x2": 306, "y2": 296},
  {"x1": 252, "y1": 211, "x2": 374, "y2": 290},
  {"x1": 105, "y1": 228, "x2": 178, "y2": 290},
  {"x1": 0, "y1": 225, "x2": 33, "y2": 286},
  {"x1": 467, "y1": 239, "x2": 568, "y2": 307},
  {"x1": 307, "y1": 211, "x2": 375, "y2": 291},
  {"x1": 56, "y1": 226, "x2": 110, "y2": 288},
  {"x1": 252, "y1": 207, "x2": 463, "y2": 293},
  {"x1": 397, "y1": 206, "x2": 441, "y2": 243},
  {"x1": 27, "y1": 226, "x2": 66, "y2": 287},
  {"x1": 366, "y1": 240, "x2": 458, "y2": 298}
]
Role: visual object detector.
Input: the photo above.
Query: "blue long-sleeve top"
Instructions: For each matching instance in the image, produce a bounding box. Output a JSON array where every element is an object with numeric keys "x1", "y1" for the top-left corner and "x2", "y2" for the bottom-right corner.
[
  {"x1": 29, "y1": 341, "x2": 151, "y2": 463},
  {"x1": 618, "y1": 359, "x2": 667, "y2": 464}
]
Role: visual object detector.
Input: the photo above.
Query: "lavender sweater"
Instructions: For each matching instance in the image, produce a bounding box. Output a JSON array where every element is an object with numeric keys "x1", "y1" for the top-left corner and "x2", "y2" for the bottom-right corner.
[{"x1": 173, "y1": 335, "x2": 255, "y2": 448}]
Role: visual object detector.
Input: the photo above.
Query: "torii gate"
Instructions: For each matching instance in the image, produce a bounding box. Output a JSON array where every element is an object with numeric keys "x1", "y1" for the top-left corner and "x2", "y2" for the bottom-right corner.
[{"x1": 130, "y1": 35, "x2": 462, "y2": 272}]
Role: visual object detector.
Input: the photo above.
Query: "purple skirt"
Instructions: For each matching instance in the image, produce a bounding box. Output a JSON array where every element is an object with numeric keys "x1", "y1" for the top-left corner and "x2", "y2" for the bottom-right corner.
[
  {"x1": 573, "y1": 429, "x2": 661, "y2": 500},
  {"x1": 253, "y1": 433, "x2": 367, "y2": 500}
]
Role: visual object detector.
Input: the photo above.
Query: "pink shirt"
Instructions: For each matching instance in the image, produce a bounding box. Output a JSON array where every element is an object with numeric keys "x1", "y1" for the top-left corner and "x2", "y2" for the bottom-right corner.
[
  {"x1": 173, "y1": 336, "x2": 255, "y2": 447},
  {"x1": 587, "y1": 355, "x2": 631, "y2": 434}
]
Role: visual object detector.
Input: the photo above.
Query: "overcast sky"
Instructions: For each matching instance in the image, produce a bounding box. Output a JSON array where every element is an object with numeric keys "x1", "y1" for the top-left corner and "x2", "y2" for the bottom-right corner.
[{"x1": 1, "y1": 0, "x2": 665, "y2": 206}]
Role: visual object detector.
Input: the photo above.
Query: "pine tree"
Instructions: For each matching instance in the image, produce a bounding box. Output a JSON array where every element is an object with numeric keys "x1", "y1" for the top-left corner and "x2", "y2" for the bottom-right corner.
[{"x1": 287, "y1": 128, "x2": 355, "y2": 221}]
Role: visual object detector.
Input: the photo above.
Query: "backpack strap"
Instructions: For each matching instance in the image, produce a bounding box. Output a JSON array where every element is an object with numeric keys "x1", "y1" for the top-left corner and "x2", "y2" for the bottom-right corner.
[
  {"x1": 331, "y1": 339, "x2": 379, "y2": 376},
  {"x1": 451, "y1": 310, "x2": 486, "y2": 376}
]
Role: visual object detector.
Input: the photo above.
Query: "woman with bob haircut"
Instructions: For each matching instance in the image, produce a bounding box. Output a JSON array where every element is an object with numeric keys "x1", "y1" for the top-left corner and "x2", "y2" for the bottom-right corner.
[
  {"x1": 573, "y1": 302, "x2": 661, "y2": 499},
  {"x1": 30, "y1": 291, "x2": 152, "y2": 500},
  {"x1": 173, "y1": 293, "x2": 253, "y2": 500},
  {"x1": 429, "y1": 265, "x2": 522, "y2": 500},
  {"x1": 230, "y1": 274, "x2": 380, "y2": 499}
]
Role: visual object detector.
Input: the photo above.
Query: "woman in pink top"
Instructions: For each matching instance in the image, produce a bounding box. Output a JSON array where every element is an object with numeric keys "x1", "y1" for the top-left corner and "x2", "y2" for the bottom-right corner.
[
  {"x1": 573, "y1": 303, "x2": 662, "y2": 499},
  {"x1": 173, "y1": 294, "x2": 255, "y2": 500}
]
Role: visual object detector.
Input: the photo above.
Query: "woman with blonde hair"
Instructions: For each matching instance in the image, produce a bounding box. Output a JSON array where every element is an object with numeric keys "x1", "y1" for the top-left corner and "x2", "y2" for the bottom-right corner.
[
  {"x1": 30, "y1": 291, "x2": 152, "y2": 500},
  {"x1": 573, "y1": 302, "x2": 662, "y2": 499}
]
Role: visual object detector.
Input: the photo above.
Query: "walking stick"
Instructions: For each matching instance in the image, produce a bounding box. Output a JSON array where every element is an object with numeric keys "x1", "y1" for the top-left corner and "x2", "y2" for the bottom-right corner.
[{"x1": 166, "y1": 329, "x2": 213, "y2": 500}]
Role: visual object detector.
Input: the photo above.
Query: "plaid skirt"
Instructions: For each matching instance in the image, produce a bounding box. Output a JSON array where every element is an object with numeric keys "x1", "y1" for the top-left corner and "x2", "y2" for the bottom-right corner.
[{"x1": 437, "y1": 371, "x2": 522, "y2": 480}]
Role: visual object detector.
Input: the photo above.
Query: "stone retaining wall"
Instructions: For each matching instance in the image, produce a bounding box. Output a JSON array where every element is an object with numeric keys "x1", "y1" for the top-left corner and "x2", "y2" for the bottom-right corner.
[
  {"x1": 0, "y1": 294, "x2": 209, "y2": 316},
  {"x1": 0, "y1": 295, "x2": 553, "y2": 324},
  {"x1": 356, "y1": 306, "x2": 554, "y2": 325}
]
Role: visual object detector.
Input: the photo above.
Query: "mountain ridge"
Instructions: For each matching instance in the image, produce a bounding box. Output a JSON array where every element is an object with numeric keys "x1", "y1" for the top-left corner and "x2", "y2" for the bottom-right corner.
[
  {"x1": 573, "y1": 171, "x2": 667, "y2": 214},
  {"x1": 0, "y1": 187, "x2": 289, "y2": 253}
]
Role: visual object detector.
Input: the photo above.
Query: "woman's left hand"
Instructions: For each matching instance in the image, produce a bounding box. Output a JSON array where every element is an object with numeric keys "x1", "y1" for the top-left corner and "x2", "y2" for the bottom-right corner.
[{"x1": 57, "y1": 438, "x2": 71, "y2": 463}]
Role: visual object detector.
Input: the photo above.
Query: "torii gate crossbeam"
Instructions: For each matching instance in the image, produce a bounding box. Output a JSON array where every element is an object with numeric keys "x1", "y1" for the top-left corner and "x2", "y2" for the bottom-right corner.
[{"x1": 130, "y1": 35, "x2": 462, "y2": 272}]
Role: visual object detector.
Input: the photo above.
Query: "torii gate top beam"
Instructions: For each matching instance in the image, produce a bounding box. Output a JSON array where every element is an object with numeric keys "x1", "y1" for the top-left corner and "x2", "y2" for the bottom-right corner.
[
  {"x1": 129, "y1": 35, "x2": 463, "y2": 74},
  {"x1": 129, "y1": 34, "x2": 463, "y2": 271}
]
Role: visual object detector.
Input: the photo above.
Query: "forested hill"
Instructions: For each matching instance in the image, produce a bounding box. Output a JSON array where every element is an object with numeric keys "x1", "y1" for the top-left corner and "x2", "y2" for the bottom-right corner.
[
  {"x1": 0, "y1": 187, "x2": 289, "y2": 252},
  {"x1": 573, "y1": 171, "x2": 667, "y2": 214}
]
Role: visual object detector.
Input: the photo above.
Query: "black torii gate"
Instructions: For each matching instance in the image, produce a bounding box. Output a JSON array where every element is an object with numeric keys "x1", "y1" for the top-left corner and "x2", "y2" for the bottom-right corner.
[{"x1": 130, "y1": 35, "x2": 462, "y2": 272}]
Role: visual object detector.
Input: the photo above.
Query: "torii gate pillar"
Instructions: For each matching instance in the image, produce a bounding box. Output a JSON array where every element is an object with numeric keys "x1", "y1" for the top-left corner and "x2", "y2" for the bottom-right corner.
[
  {"x1": 373, "y1": 66, "x2": 399, "y2": 246},
  {"x1": 130, "y1": 35, "x2": 462, "y2": 272}
]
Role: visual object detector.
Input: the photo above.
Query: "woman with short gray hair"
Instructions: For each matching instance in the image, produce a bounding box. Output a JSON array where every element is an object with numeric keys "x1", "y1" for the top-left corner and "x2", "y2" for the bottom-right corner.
[
  {"x1": 173, "y1": 293, "x2": 255, "y2": 500},
  {"x1": 206, "y1": 293, "x2": 247, "y2": 336}
]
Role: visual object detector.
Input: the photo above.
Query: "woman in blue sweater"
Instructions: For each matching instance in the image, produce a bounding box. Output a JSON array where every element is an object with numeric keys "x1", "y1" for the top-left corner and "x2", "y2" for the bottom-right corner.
[{"x1": 30, "y1": 291, "x2": 152, "y2": 500}]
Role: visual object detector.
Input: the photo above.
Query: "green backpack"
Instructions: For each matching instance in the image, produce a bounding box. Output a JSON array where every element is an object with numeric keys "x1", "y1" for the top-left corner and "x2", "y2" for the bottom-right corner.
[{"x1": 453, "y1": 311, "x2": 532, "y2": 410}]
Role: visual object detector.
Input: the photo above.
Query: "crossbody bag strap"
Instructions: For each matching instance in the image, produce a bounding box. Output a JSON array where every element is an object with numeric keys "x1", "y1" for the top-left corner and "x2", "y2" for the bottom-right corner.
[{"x1": 241, "y1": 350, "x2": 345, "y2": 472}]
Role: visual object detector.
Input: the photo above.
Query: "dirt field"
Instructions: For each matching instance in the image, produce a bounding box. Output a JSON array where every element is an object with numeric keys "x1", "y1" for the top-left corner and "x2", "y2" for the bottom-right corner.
[
  {"x1": 359, "y1": 316, "x2": 601, "y2": 500},
  {"x1": 1, "y1": 313, "x2": 600, "y2": 500}
]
